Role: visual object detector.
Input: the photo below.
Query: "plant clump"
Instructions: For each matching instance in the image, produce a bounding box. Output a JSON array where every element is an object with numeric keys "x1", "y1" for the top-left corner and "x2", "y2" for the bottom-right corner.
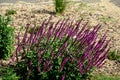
[
  {"x1": 54, "y1": 0, "x2": 66, "y2": 14},
  {"x1": 0, "y1": 66, "x2": 19, "y2": 80},
  {"x1": 0, "y1": 15, "x2": 14, "y2": 59},
  {"x1": 108, "y1": 51, "x2": 120, "y2": 61},
  {"x1": 5, "y1": 9, "x2": 17, "y2": 16},
  {"x1": 15, "y1": 16, "x2": 110, "y2": 80}
]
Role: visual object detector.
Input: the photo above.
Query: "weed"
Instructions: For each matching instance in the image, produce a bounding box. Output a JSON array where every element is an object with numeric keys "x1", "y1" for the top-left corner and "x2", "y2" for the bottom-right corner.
[
  {"x1": 108, "y1": 50, "x2": 120, "y2": 61},
  {"x1": 54, "y1": 0, "x2": 66, "y2": 14},
  {"x1": 5, "y1": 9, "x2": 17, "y2": 16}
]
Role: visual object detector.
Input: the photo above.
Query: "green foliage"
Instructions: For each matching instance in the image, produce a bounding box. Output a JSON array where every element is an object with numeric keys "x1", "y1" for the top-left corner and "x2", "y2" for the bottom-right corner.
[
  {"x1": 90, "y1": 73, "x2": 120, "y2": 80},
  {"x1": 5, "y1": 9, "x2": 17, "y2": 16},
  {"x1": 54, "y1": 0, "x2": 66, "y2": 14},
  {"x1": 15, "y1": 37, "x2": 91, "y2": 80},
  {"x1": 0, "y1": 66, "x2": 19, "y2": 80},
  {"x1": 108, "y1": 50, "x2": 120, "y2": 61},
  {"x1": 0, "y1": 15, "x2": 14, "y2": 59}
]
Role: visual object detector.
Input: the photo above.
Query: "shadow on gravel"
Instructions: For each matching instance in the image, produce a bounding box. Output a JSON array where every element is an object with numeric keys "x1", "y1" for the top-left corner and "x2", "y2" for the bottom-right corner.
[
  {"x1": 32, "y1": 9, "x2": 55, "y2": 15},
  {"x1": 110, "y1": 0, "x2": 120, "y2": 7}
]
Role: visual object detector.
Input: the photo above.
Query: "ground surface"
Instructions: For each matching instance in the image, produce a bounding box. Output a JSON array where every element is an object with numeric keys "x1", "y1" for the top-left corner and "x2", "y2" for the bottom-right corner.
[
  {"x1": 0, "y1": 0, "x2": 101, "y2": 3},
  {"x1": 0, "y1": 0, "x2": 120, "y2": 7},
  {"x1": 0, "y1": 0, "x2": 120, "y2": 77}
]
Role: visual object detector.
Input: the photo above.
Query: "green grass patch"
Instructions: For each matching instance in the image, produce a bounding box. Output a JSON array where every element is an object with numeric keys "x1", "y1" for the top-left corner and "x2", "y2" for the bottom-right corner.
[
  {"x1": 91, "y1": 73, "x2": 120, "y2": 80},
  {"x1": 5, "y1": 9, "x2": 17, "y2": 16},
  {"x1": 108, "y1": 50, "x2": 120, "y2": 61}
]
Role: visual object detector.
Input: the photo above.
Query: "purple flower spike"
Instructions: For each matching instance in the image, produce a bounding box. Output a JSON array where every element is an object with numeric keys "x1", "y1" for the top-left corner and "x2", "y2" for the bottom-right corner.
[
  {"x1": 37, "y1": 66, "x2": 41, "y2": 72},
  {"x1": 95, "y1": 47, "x2": 110, "y2": 67},
  {"x1": 59, "y1": 55, "x2": 69, "y2": 72},
  {"x1": 61, "y1": 74, "x2": 65, "y2": 80},
  {"x1": 44, "y1": 60, "x2": 51, "y2": 71},
  {"x1": 22, "y1": 24, "x2": 30, "y2": 43}
]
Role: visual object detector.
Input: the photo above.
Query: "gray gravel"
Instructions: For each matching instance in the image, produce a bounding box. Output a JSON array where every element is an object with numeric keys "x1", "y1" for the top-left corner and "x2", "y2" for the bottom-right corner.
[
  {"x1": 0, "y1": 0, "x2": 120, "y2": 7},
  {"x1": 0, "y1": 0, "x2": 100, "y2": 3}
]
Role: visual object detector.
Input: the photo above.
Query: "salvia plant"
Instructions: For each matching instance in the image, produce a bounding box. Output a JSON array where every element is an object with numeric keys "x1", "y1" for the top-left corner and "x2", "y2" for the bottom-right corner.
[{"x1": 15, "y1": 16, "x2": 110, "y2": 80}]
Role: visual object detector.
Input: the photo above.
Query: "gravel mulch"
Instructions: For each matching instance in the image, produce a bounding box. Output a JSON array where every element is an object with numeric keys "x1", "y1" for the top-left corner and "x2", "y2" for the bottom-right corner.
[{"x1": 0, "y1": 0, "x2": 120, "y2": 76}]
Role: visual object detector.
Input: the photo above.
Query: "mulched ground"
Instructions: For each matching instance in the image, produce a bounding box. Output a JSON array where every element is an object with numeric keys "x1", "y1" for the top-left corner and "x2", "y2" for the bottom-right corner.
[{"x1": 0, "y1": 0, "x2": 120, "y2": 76}]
